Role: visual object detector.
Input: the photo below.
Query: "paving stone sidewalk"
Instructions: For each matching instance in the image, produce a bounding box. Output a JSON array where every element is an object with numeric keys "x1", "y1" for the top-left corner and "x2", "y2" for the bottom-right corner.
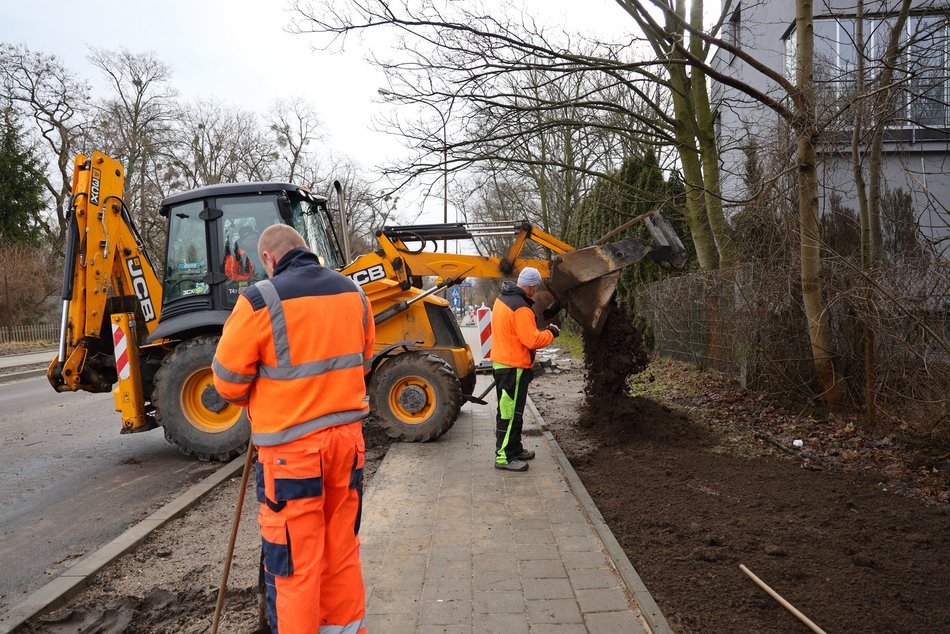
[{"x1": 360, "y1": 377, "x2": 649, "y2": 633}]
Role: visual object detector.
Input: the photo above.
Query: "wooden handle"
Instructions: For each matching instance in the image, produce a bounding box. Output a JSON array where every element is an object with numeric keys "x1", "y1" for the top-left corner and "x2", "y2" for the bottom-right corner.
[
  {"x1": 211, "y1": 441, "x2": 255, "y2": 634},
  {"x1": 739, "y1": 564, "x2": 827, "y2": 634}
]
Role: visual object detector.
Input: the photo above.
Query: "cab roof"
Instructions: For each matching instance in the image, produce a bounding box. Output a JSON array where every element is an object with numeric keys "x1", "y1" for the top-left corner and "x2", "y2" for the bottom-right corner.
[{"x1": 159, "y1": 182, "x2": 327, "y2": 214}]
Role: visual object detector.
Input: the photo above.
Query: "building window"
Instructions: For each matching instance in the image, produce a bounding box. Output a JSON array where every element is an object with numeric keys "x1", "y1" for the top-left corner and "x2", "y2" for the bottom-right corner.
[
  {"x1": 784, "y1": 15, "x2": 950, "y2": 130},
  {"x1": 784, "y1": 28, "x2": 797, "y2": 79},
  {"x1": 907, "y1": 16, "x2": 950, "y2": 129},
  {"x1": 724, "y1": 5, "x2": 742, "y2": 63}
]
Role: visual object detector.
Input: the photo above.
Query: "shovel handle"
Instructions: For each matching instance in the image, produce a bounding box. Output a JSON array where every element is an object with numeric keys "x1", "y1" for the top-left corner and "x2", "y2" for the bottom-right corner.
[
  {"x1": 211, "y1": 441, "x2": 255, "y2": 634},
  {"x1": 477, "y1": 379, "x2": 497, "y2": 401}
]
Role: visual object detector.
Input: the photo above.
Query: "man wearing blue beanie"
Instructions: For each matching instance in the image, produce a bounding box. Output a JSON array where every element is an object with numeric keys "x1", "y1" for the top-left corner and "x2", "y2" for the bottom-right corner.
[{"x1": 489, "y1": 266, "x2": 560, "y2": 471}]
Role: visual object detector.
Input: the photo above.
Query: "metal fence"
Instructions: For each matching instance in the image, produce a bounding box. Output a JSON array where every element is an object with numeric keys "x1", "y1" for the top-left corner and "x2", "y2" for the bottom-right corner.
[
  {"x1": 0, "y1": 323, "x2": 58, "y2": 344},
  {"x1": 637, "y1": 260, "x2": 950, "y2": 431}
]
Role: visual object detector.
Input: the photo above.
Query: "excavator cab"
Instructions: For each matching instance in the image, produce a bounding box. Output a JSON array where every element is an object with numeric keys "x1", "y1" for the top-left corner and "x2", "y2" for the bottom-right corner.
[
  {"x1": 110, "y1": 184, "x2": 349, "y2": 461},
  {"x1": 157, "y1": 184, "x2": 344, "y2": 327}
]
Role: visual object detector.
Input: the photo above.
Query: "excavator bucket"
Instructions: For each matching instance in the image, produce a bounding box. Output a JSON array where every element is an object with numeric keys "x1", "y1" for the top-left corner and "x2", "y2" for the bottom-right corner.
[
  {"x1": 548, "y1": 238, "x2": 649, "y2": 334},
  {"x1": 547, "y1": 212, "x2": 687, "y2": 334}
]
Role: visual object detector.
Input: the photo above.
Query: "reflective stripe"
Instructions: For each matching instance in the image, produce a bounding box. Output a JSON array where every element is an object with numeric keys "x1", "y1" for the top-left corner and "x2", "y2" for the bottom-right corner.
[
  {"x1": 256, "y1": 279, "x2": 291, "y2": 366},
  {"x1": 320, "y1": 618, "x2": 366, "y2": 634},
  {"x1": 212, "y1": 358, "x2": 257, "y2": 384},
  {"x1": 258, "y1": 352, "x2": 364, "y2": 380},
  {"x1": 358, "y1": 288, "x2": 372, "y2": 367},
  {"x1": 252, "y1": 409, "x2": 367, "y2": 446},
  {"x1": 358, "y1": 287, "x2": 369, "y2": 332},
  {"x1": 223, "y1": 387, "x2": 251, "y2": 404}
]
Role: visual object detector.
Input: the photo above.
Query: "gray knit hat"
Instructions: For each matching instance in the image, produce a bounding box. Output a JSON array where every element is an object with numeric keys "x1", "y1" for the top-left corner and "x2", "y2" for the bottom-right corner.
[{"x1": 516, "y1": 266, "x2": 542, "y2": 287}]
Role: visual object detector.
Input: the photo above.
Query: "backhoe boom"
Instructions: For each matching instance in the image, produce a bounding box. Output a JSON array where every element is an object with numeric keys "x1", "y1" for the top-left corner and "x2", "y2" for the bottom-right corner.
[{"x1": 49, "y1": 153, "x2": 163, "y2": 429}]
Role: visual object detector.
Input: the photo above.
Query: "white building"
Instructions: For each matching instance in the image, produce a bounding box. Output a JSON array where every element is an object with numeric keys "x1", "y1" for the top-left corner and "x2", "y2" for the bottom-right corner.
[{"x1": 711, "y1": 0, "x2": 950, "y2": 254}]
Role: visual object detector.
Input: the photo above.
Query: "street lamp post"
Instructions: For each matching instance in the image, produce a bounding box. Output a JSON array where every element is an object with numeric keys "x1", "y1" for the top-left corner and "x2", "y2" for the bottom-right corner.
[{"x1": 378, "y1": 88, "x2": 449, "y2": 252}]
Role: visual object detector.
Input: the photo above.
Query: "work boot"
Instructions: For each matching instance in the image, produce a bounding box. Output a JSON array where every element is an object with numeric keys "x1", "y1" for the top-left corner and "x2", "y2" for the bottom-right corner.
[
  {"x1": 495, "y1": 460, "x2": 529, "y2": 472},
  {"x1": 513, "y1": 449, "x2": 536, "y2": 461}
]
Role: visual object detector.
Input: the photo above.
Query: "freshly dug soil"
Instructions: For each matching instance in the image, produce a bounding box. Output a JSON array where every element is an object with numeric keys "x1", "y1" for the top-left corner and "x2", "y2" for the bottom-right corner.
[
  {"x1": 532, "y1": 358, "x2": 950, "y2": 633},
  {"x1": 579, "y1": 307, "x2": 650, "y2": 431}
]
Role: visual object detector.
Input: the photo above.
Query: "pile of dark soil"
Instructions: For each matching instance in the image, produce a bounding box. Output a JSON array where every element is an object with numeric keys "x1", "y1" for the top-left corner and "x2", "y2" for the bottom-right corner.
[
  {"x1": 532, "y1": 359, "x2": 950, "y2": 633},
  {"x1": 577, "y1": 307, "x2": 690, "y2": 445}
]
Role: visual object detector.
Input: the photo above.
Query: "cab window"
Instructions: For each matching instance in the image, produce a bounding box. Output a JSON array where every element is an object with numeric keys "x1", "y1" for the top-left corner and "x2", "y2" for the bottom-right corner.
[
  {"x1": 164, "y1": 200, "x2": 209, "y2": 301},
  {"x1": 219, "y1": 195, "x2": 282, "y2": 306},
  {"x1": 292, "y1": 198, "x2": 343, "y2": 269}
]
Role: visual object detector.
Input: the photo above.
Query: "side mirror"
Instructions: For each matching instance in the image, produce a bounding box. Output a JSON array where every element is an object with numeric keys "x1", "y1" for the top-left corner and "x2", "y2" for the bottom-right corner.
[{"x1": 277, "y1": 195, "x2": 293, "y2": 223}]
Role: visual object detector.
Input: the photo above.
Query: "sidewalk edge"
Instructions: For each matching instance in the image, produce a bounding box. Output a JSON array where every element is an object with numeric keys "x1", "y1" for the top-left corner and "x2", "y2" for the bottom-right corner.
[
  {"x1": 527, "y1": 396, "x2": 673, "y2": 634},
  {"x1": 0, "y1": 368, "x2": 47, "y2": 384}
]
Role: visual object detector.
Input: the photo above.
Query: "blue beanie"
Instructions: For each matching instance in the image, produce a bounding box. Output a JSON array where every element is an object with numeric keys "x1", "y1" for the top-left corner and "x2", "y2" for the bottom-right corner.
[{"x1": 516, "y1": 266, "x2": 542, "y2": 287}]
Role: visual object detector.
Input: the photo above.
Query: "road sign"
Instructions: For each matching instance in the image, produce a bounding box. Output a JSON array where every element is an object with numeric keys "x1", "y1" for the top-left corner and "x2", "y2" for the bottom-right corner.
[{"x1": 450, "y1": 287, "x2": 461, "y2": 299}]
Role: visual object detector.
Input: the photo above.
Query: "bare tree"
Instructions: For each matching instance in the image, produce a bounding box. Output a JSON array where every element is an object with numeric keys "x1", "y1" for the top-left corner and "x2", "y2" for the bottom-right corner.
[
  {"x1": 88, "y1": 48, "x2": 178, "y2": 253},
  {"x1": 292, "y1": 0, "x2": 870, "y2": 405},
  {"x1": 164, "y1": 99, "x2": 277, "y2": 189},
  {"x1": 295, "y1": 1, "x2": 698, "y2": 252},
  {"x1": 0, "y1": 44, "x2": 91, "y2": 245},
  {"x1": 269, "y1": 97, "x2": 325, "y2": 183}
]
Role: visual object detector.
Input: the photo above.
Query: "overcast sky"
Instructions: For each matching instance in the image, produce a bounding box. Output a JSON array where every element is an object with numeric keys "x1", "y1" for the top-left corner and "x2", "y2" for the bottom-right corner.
[{"x1": 1, "y1": 0, "x2": 636, "y2": 222}]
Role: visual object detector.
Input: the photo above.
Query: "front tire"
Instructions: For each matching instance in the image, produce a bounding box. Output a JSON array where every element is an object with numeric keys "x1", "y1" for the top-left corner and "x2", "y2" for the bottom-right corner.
[
  {"x1": 369, "y1": 352, "x2": 462, "y2": 442},
  {"x1": 153, "y1": 336, "x2": 249, "y2": 461}
]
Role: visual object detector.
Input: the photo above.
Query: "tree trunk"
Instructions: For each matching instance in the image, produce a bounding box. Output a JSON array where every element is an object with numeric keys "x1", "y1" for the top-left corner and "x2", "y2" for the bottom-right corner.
[
  {"x1": 851, "y1": 2, "x2": 870, "y2": 267},
  {"x1": 674, "y1": 124, "x2": 720, "y2": 271},
  {"x1": 796, "y1": 0, "x2": 843, "y2": 406},
  {"x1": 689, "y1": 0, "x2": 738, "y2": 268},
  {"x1": 850, "y1": 2, "x2": 876, "y2": 425},
  {"x1": 667, "y1": 1, "x2": 719, "y2": 271}
]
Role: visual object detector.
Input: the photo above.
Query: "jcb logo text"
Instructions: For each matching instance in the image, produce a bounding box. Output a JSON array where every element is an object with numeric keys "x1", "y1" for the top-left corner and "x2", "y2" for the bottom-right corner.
[
  {"x1": 348, "y1": 264, "x2": 386, "y2": 286},
  {"x1": 127, "y1": 257, "x2": 156, "y2": 322}
]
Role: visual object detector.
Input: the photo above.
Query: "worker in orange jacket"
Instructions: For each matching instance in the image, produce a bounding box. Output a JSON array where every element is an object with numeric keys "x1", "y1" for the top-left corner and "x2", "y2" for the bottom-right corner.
[
  {"x1": 224, "y1": 225, "x2": 261, "y2": 281},
  {"x1": 213, "y1": 224, "x2": 374, "y2": 634},
  {"x1": 490, "y1": 266, "x2": 559, "y2": 471}
]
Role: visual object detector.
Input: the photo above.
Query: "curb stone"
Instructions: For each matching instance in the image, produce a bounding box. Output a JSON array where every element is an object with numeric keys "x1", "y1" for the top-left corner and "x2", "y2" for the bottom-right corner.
[
  {"x1": 0, "y1": 453, "x2": 248, "y2": 634},
  {"x1": 0, "y1": 367, "x2": 47, "y2": 384},
  {"x1": 527, "y1": 395, "x2": 673, "y2": 634}
]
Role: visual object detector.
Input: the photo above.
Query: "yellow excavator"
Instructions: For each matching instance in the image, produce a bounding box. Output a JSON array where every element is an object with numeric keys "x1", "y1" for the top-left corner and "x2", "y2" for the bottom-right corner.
[{"x1": 49, "y1": 152, "x2": 685, "y2": 460}]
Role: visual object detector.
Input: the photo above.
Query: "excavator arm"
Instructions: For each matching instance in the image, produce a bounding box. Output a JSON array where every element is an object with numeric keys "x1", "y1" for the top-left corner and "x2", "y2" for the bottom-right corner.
[
  {"x1": 49, "y1": 153, "x2": 164, "y2": 430},
  {"x1": 352, "y1": 216, "x2": 685, "y2": 333}
]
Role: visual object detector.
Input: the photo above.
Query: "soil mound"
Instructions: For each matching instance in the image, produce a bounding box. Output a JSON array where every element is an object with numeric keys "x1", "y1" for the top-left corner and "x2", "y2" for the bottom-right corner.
[{"x1": 579, "y1": 306, "x2": 706, "y2": 445}]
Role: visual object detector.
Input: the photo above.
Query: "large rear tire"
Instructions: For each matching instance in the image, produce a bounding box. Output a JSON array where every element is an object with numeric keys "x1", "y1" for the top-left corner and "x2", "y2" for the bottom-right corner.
[
  {"x1": 153, "y1": 336, "x2": 250, "y2": 461},
  {"x1": 369, "y1": 352, "x2": 462, "y2": 442}
]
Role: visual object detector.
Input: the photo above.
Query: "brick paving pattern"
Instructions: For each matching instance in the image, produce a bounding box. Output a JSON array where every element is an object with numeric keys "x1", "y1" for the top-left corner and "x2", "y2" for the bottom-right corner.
[{"x1": 360, "y1": 378, "x2": 647, "y2": 633}]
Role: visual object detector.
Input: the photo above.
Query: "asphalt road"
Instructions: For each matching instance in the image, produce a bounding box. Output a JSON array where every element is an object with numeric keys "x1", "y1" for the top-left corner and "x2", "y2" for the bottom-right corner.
[
  {"x1": 0, "y1": 325, "x2": 482, "y2": 614},
  {"x1": 0, "y1": 375, "x2": 222, "y2": 614}
]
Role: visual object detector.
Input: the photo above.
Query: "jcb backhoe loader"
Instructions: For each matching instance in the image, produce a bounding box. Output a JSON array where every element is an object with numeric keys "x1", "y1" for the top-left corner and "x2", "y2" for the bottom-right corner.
[{"x1": 49, "y1": 152, "x2": 684, "y2": 460}]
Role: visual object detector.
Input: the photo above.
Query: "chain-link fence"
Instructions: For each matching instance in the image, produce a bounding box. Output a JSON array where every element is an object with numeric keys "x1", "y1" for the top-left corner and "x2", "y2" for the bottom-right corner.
[{"x1": 637, "y1": 260, "x2": 950, "y2": 435}]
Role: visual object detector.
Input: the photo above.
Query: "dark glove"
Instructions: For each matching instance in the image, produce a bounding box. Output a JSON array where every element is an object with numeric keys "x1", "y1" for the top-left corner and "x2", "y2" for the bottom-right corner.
[
  {"x1": 546, "y1": 324, "x2": 560, "y2": 338},
  {"x1": 542, "y1": 301, "x2": 562, "y2": 319}
]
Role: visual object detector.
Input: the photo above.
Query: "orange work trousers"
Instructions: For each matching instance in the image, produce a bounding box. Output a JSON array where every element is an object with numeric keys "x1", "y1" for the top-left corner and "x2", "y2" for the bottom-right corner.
[{"x1": 256, "y1": 421, "x2": 366, "y2": 634}]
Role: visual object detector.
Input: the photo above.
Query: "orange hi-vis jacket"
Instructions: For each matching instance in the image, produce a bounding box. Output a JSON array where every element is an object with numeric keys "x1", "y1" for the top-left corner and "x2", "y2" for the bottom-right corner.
[
  {"x1": 224, "y1": 246, "x2": 255, "y2": 281},
  {"x1": 213, "y1": 248, "x2": 375, "y2": 446},
  {"x1": 490, "y1": 281, "x2": 554, "y2": 369}
]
